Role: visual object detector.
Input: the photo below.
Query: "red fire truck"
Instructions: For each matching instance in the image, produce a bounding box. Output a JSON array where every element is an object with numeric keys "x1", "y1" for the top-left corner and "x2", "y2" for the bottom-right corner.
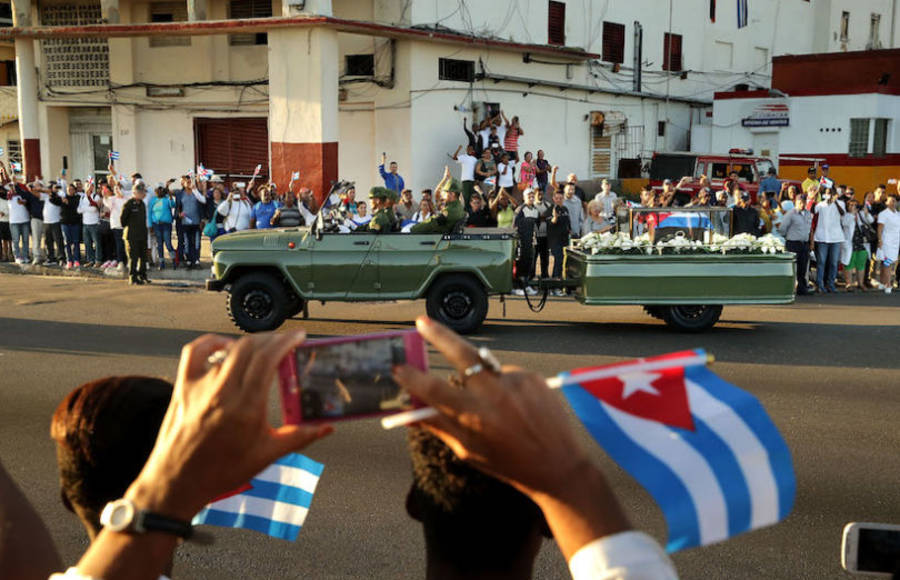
[{"x1": 648, "y1": 149, "x2": 803, "y2": 204}]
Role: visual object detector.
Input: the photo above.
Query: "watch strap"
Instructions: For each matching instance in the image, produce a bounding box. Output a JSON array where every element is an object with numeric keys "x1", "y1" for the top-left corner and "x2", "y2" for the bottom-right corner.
[{"x1": 139, "y1": 511, "x2": 194, "y2": 539}]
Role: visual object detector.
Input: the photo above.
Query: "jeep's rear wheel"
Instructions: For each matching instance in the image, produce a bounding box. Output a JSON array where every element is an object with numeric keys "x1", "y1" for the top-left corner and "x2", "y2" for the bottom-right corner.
[
  {"x1": 286, "y1": 291, "x2": 307, "y2": 319},
  {"x1": 661, "y1": 305, "x2": 723, "y2": 333},
  {"x1": 227, "y1": 273, "x2": 288, "y2": 333},
  {"x1": 426, "y1": 275, "x2": 488, "y2": 335}
]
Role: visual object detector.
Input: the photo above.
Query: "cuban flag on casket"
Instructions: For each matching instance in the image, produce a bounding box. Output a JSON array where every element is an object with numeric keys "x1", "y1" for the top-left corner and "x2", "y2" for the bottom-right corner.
[
  {"x1": 654, "y1": 212, "x2": 713, "y2": 242},
  {"x1": 560, "y1": 349, "x2": 795, "y2": 552}
]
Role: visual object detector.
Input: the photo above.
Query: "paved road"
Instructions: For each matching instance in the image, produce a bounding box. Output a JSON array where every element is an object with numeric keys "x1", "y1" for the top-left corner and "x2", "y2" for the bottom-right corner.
[{"x1": 1, "y1": 274, "x2": 898, "y2": 579}]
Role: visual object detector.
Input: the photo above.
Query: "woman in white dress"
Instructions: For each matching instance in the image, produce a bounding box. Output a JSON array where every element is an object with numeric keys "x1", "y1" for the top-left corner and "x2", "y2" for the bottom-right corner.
[{"x1": 875, "y1": 195, "x2": 899, "y2": 293}]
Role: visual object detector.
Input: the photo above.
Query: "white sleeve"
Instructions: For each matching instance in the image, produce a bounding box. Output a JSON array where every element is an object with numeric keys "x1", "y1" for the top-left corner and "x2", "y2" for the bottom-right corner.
[
  {"x1": 194, "y1": 190, "x2": 207, "y2": 204},
  {"x1": 568, "y1": 531, "x2": 678, "y2": 580},
  {"x1": 217, "y1": 201, "x2": 230, "y2": 217}
]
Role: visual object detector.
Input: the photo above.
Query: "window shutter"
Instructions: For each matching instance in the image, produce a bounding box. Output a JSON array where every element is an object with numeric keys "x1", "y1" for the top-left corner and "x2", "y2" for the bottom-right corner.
[
  {"x1": 548, "y1": 1, "x2": 566, "y2": 46},
  {"x1": 602, "y1": 22, "x2": 625, "y2": 64},
  {"x1": 195, "y1": 118, "x2": 269, "y2": 180},
  {"x1": 663, "y1": 33, "x2": 683, "y2": 72}
]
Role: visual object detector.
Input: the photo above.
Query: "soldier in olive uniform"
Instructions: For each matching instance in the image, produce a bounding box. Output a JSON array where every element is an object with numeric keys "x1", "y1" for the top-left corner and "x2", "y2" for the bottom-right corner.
[
  {"x1": 410, "y1": 169, "x2": 466, "y2": 234},
  {"x1": 367, "y1": 187, "x2": 398, "y2": 233},
  {"x1": 121, "y1": 182, "x2": 150, "y2": 285}
]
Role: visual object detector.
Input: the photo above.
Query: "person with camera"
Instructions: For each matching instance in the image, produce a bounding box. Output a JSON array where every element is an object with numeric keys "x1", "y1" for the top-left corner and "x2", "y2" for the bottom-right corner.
[
  {"x1": 54, "y1": 320, "x2": 675, "y2": 580},
  {"x1": 812, "y1": 186, "x2": 846, "y2": 293},
  {"x1": 217, "y1": 184, "x2": 253, "y2": 233}
]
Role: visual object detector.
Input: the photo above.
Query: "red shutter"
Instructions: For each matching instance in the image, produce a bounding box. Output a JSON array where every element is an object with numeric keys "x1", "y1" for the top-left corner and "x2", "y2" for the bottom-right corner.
[
  {"x1": 602, "y1": 22, "x2": 625, "y2": 64},
  {"x1": 663, "y1": 33, "x2": 683, "y2": 72},
  {"x1": 548, "y1": 1, "x2": 566, "y2": 46},
  {"x1": 195, "y1": 117, "x2": 269, "y2": 181}
]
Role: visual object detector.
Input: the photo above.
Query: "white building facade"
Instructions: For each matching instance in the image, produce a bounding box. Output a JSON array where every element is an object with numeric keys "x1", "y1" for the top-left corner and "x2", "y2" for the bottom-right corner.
[{"x1": 4, "y1": 0, "x2": 899, "y2": 197}]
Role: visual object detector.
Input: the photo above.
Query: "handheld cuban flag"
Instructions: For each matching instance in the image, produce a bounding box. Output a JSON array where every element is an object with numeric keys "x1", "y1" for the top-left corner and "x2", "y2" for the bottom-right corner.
[
  {"x1": 560, "y1": 349, "x2": 794, "y2": 552},
  {"x1": 291, "y1": 171, "x2": 301, "y2": 181},
  {"x1": 253, "y1": 163, "x2": 263, "y2": 178},
  {"x1": 192, "y1": 453, "x2": 324, "y2": 541},
  {"x1": 737, "y1": 0, "x2": 749, "y2": 28},
  {"x1": 108, "y1": 150, "x2": 120, "y2": 161},
  {"x1": 10, "y1": 161, "x2": 22, "y2": 172}
]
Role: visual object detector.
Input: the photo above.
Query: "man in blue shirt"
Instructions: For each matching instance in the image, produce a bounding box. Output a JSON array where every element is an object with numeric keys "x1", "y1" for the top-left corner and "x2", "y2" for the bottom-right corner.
[
  {"x1": 176, "y1": 176, "x2": 207, "y2": 268},
  {"x1": 250, "y1": 186, "x2": 280, "y2": 230},
  {"x1": 759, "y1": 167, "x2": 781, "y2": 204},
  {"x1": 378, "y1": 152, "x2": 405, "y2": 193}
]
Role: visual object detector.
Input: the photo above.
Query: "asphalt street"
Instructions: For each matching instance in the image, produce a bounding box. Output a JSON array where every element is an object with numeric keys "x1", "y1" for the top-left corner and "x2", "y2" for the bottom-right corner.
[{"x1": 1, "y1": 274, "x2": 898, "y2": 579}]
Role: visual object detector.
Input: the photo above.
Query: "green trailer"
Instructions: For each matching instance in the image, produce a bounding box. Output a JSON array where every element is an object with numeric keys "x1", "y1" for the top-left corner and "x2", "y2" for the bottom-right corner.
[{"x1": 563, "y1": 248, "x2": 797, "y2": 332}]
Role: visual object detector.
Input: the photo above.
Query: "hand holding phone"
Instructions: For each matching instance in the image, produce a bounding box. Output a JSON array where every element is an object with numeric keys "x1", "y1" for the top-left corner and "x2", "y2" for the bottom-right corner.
[{"x1": 279, "y1": 330, "x2": 428, "y2": 423}]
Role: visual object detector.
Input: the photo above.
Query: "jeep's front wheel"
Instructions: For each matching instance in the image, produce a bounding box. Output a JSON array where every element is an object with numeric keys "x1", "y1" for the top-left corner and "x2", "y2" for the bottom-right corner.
[
  {"x1": 426, "y1": 275, "x2": 488, "y2": 334},
  {"x1": 227, "y1": 273, "x2": 289, "y2": 333}
]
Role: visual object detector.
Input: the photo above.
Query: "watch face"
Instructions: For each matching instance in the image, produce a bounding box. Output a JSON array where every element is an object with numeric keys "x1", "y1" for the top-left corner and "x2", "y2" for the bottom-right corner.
[{"x1": 102, "y1": 500, "x2": 135, "y2": 532}]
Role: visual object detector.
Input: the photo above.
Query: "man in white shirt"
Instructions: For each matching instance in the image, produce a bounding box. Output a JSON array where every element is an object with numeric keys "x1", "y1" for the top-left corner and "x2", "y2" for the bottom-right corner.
[
  {"x1": 452, "y1": 144, "x2": 479, "y2": 205},
  {"x1": 103, "y1": 184, "x2": 130, "y2": 270},
  {"x1": 78, "y1": 186, "x2": 103, "y2": 267},
  {"x1": 594, "y1": 179, "x2": 619, "y2": 220},
  {"x1": 42, "y1": 183, "x2": 65, "y2": 265},
  {"x1": 496, "y1": 152, "x2": 516, "y2": 196},
  {"x1": 8, "y1": 185, "x2": 32, "y2": 264},
  {"x1": 812, "y1": 190, "x2": 846, "y2": 293},
  {"x1": 217, "y1": 187, "x2": 253, "y2": 232}
]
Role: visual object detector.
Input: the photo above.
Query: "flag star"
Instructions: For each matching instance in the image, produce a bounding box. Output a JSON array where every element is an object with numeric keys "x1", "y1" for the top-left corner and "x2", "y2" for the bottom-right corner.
[{"x1": 620, "y1": 371, "x2": 661, "y2": 399}]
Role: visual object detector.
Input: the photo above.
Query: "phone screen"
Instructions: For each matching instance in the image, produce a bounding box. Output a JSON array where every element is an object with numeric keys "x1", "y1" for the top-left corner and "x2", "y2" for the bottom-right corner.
[
  {"x1": 857, "y1": 528, "x2": 900, "y2": 572},
  {"x1": 278, "y1": 330, "x2": 427, "y2": 423}
]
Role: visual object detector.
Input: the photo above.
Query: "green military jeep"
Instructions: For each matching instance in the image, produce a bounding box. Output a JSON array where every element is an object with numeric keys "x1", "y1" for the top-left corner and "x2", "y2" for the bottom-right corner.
[{"x1": 206, "y1": 226, "x2": 515, "y2": 334}]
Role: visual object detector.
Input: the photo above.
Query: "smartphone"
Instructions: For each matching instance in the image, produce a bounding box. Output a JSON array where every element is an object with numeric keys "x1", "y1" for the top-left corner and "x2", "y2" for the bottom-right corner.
[
  {"x1": 278, "y1": 330, "x2": 428, "y2": 424},
  {"x1": 842, "y1": 522, "x2": 900, "y2": 576}
]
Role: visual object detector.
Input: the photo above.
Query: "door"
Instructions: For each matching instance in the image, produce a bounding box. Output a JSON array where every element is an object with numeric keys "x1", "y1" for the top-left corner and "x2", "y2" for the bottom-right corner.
[
  {"x1": 375, "y1": 234, "x2": 442, "y2": 298},
  {"x1": 309, "y1": 232, "x2": 379, "y2": 300},
  {"x1": 69, "y1": 108, "x2": 112, "y2": 180},
  {"x1": 590, "y1": 125, "x2": 616, "y2": 179},
  {"x1": 339, "y1": 107, "x2": 376, "y2": 197}
]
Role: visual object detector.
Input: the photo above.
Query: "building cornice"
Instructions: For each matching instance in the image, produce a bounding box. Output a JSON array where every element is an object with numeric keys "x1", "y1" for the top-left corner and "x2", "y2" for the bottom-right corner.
[{"x1": 0, "y1": 14, "x2": 599, "y2": 61}]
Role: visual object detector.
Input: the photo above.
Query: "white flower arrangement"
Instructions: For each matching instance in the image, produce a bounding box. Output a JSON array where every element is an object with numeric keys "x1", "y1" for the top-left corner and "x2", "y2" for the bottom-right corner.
[{"x1": 575, "y1": 231, "x2": 787, "y2": 256}]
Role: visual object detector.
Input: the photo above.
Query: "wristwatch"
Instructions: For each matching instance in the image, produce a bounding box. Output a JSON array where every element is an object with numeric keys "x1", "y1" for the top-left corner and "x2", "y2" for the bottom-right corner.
[{"x1": 100, "y1": 498, "x2": 194, "y2": 540}]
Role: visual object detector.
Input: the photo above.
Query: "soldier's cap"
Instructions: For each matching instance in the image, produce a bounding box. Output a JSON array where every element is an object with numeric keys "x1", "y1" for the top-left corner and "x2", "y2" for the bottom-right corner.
[
  {"x1": 369, "y1": 186, "x2": 397, "y2": 200},
  {"x1": 442, "y1": 178, "x2": 462, "y2": 194}
]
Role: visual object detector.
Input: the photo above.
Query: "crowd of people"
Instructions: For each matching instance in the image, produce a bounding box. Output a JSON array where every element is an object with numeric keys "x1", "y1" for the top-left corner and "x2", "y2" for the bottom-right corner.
[
  {"x1": 1, "y1": 318, "x2": 678, "y2": 580},
  {"x1": 1, "y1": 109, "x2": 897, "y2": 295}
]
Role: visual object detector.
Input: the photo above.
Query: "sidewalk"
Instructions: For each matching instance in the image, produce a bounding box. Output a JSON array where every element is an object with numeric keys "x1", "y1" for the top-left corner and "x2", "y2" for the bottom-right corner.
[
  {"x1": 0, "y1": 260, "x2": 210, "y2": 284},
  {"x1": 0, "y1": 239, "x2": 216, "y2": 284}
]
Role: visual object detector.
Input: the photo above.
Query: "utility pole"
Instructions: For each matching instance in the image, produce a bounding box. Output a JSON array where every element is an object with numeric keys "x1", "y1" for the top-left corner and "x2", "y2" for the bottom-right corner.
[{"x1": 633, "y1": 21, "x2": 643, "y2": 92}]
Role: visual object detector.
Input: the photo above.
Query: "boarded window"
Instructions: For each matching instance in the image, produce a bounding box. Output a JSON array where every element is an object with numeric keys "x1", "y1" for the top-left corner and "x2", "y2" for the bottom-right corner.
[
  {"x1": 0, "y1": 60, "x2": 15, "y2": 85},
  {"x1": 345, "y1": 54, "x2": 375, "y2": 76},
  {"x1": 548, "y1": 1, "x2": 565, "y2": 46},
  {"x1": 229, "y1": 0, "x2": 271, "y2": 46},
  {"x1": 602, "y1": 22, "x2": 625, "y2": 64},
  {"x1": 149, "y1": 2, "x2": 190, "y2": 48},
  {"x1": 663, "y1": 32, "x2": 683, "y2": 72},
  {"x1": 591, "y1": 126, "x2": 612, "y2": 178},
  {"x1": 848, "y1": 119, "x2": 869, "y2": 158},
  {"x1": 438, "y1": 58, "x2": 474, "y2": 82},
  {"x1": 194, "y1": 117, "x2": 269, "y2": 180}
]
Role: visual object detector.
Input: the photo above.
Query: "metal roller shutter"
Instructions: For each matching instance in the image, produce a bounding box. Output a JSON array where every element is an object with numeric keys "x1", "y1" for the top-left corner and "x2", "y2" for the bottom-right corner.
[{"x1": 194, "y1": 117, "x2": 269, "y2": 180}]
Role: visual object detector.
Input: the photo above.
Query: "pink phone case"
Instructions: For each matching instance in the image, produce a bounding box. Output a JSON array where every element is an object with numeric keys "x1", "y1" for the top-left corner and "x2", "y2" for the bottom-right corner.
[{"x1": 278, "y1": 329, "x2": 428, "y2": 424}]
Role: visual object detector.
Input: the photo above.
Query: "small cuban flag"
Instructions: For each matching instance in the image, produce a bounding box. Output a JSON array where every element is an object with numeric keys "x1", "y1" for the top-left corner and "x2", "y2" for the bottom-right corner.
[
  {"x1": 252, "y1": 163, "x2": 263, "y2": 178},
  {"x1": 193, "y1": 453, "x2": 324, "y2": 541},
  {"x1": 197, "y1": 164, "x2": 213, "y2": 180},
  {"x1": 560, "y1": 349, "x2": 794, "y2": 552},
  {"x1": 10, "y1": 161, "x2": 22, "y2": 172},
  {"x1": 0, "y1": 146, "x2": 5, "y2": 156},
  {"x1": 484, "y1": 176, "x2": 496, "y2": 187},
  {"x1": 291, "y1": 171, "x2": 301, "y2": 181},
  {"x1": 108, "y1": 150, "x2": 120, "y2": 161}
]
